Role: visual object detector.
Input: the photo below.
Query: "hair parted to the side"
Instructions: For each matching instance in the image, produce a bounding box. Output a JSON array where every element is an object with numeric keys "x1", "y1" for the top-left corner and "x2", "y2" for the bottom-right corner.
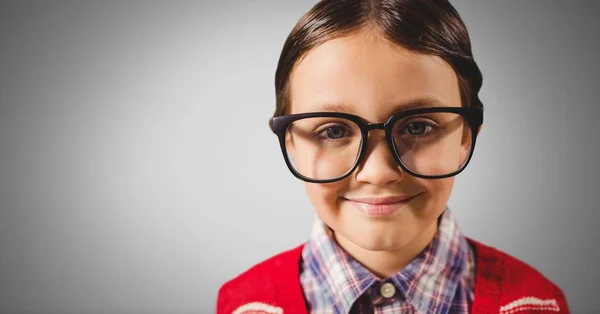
[{"x1": 271, "y1": 0, "x2": 483, "y2": 123}]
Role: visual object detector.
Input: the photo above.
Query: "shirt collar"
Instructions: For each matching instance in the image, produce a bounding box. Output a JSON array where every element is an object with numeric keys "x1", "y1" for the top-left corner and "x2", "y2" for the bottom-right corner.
[{"x1": 301, "y1": 208, "x2": 469, "y2": 314}]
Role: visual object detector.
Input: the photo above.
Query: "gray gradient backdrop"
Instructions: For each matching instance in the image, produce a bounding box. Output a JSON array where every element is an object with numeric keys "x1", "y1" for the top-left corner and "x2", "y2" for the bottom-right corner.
[{"x1": 0, "y1": 1, "x2": 598, "y2": 313}]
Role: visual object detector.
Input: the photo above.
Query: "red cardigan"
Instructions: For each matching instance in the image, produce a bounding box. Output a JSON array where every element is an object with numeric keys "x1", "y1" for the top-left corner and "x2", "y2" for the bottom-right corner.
[{"x1": 217, "y1": 238, "x2": 569, "y2": 314}]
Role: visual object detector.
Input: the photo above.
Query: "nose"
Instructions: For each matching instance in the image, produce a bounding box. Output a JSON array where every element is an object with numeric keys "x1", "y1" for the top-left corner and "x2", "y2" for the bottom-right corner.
[{"x1": 354, "y1": 130, "x2": 403, "y2": 185}]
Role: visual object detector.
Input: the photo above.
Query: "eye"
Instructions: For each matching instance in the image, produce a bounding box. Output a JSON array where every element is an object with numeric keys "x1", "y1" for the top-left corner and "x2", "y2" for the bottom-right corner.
[
  {"x1": 404, "y1": 121, "x2": 432, "y2": 135},
  {"x1": 320, "y1": 125, "x2": 350, "y2": 139}
]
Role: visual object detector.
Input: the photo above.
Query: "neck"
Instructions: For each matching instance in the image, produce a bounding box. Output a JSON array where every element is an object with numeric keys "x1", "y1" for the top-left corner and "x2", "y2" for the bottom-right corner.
[{"x1": 333, "y1": 221, "x2": 438, "y2": 278}]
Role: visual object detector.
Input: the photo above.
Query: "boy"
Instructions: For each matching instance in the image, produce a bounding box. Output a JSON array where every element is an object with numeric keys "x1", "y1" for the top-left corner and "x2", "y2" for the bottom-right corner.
[{"x1": 217, "y1": 0, "x2": 569, "y2": 313}]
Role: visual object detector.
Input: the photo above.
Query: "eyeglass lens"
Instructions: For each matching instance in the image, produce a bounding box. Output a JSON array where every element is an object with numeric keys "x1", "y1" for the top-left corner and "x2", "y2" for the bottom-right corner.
[{"x1": 283, "y1": 112, "x2": 473, "y2": 180}]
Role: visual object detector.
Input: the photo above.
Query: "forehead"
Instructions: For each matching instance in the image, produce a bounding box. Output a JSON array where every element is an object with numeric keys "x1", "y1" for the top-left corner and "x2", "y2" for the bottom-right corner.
[{"x1": 289, "y1": 30, "x2": 461, "y2": 121}]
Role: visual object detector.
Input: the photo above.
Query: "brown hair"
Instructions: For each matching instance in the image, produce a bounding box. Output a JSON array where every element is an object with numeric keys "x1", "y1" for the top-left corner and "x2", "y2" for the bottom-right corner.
[{"x1": 272, "y1": 0, "x2": 483, "y2": 120}]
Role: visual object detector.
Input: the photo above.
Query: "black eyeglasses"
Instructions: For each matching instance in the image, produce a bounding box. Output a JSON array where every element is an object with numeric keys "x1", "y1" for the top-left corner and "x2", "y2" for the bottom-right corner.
[{"x1": 270, "y1": 106, "x2": 483, "y2": 183}]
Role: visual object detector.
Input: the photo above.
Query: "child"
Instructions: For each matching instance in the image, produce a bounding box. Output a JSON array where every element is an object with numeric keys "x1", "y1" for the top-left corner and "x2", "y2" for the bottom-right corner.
[{"x1": 217, "y1": 0, "x2": 569, "y2": 313}]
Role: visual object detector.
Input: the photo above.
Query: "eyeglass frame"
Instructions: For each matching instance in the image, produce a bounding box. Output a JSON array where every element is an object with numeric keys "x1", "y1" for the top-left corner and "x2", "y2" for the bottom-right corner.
[{"x1": 269, "y1": 106, "x2": 483, "y2": 183}]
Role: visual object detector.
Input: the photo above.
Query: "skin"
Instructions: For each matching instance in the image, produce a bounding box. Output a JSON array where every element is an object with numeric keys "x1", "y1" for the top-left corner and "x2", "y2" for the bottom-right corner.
[{"x1": 288, "y1": 28, "x2": 479, "y2": 278}]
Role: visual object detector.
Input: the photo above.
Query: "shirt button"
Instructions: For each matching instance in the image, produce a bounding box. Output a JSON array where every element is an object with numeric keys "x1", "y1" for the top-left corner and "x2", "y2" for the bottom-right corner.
[{"x1": 380, "y1": 282, "x2": 396, "y2": 299}]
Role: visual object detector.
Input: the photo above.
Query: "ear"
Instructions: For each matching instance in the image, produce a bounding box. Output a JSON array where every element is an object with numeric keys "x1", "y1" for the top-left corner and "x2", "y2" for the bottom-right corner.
[{"x1": 476, "y1": 125, "x2": 483, "y2": 136}]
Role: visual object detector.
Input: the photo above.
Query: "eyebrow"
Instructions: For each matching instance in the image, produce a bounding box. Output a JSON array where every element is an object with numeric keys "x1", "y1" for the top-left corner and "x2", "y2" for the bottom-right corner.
[
  {"x1": 391, "y1": 98, "x2": 452, "y2": 113},
  {"x1": 307, "y1": 97, "x2": 453, "y2": 114},
  {"x1": 307, "y1": 103, "x2": 357, "y2": 113}
]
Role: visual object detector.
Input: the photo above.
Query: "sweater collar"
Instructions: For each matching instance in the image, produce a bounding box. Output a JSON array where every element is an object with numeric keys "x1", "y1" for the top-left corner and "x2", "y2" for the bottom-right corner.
[{"x1": 302, "y1": 208, "x2": 469, "y2": 313}]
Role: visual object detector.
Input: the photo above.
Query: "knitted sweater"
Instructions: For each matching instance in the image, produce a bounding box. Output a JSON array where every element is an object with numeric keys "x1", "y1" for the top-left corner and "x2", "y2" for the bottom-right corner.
[{"x1": 216, "y1": 238, "x2": 569, "y2": 314}]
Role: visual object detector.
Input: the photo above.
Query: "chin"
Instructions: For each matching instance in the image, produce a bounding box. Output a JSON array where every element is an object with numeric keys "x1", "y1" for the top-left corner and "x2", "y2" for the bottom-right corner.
[
  {"x1": 355, "y1": 238, "x2": 407, "y2": 252},
  {"x1": 345, "y1": 225, "x2": 416, "y2": 252}
]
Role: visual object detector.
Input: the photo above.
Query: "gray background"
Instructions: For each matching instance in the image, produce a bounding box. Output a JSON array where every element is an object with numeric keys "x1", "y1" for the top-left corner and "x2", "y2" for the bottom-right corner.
[{"x1": 0, "y1": 0, "x2": 598, "y2": 313}]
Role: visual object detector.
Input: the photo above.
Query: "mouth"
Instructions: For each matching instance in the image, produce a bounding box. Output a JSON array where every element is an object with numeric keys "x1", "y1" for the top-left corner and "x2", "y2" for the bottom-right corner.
[{"x1": 344, "y1": 194, "x2": 420, "y2": 218}]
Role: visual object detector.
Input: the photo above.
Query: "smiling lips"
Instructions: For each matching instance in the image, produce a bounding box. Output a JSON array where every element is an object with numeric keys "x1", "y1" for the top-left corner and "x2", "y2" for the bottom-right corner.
[{"x1": 345, "y1": 194, "x2": 418, "y2": 217}]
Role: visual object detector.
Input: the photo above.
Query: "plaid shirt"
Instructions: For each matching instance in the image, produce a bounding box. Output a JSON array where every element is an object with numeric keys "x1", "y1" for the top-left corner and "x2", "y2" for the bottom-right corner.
[{"x1": 299, "y1": 208, "x2": 475, "y2": 314}]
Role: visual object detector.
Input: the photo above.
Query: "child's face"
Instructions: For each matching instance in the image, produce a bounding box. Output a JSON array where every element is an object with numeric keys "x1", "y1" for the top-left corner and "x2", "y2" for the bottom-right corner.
[{"x1": 288, "y1": 30, "x2": 463, "y2": 253}]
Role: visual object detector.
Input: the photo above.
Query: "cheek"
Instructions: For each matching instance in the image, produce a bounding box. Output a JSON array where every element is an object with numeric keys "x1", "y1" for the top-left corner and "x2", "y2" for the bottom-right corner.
[
  {"x1": 417, "y1": 176, "x2": 456, "y2": 211},
  {"x1": 304, "y1": 181, "x2": 345, "y2": 218}
]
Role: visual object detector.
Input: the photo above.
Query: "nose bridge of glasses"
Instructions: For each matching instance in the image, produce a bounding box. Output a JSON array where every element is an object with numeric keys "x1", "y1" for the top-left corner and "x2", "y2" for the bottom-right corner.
[
  {"x1": 366, "y1": 123, "x2": 386, "y2": 132},
  {"x1": 362, "y1": 122, "x2": 395, "y2": 162}
]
